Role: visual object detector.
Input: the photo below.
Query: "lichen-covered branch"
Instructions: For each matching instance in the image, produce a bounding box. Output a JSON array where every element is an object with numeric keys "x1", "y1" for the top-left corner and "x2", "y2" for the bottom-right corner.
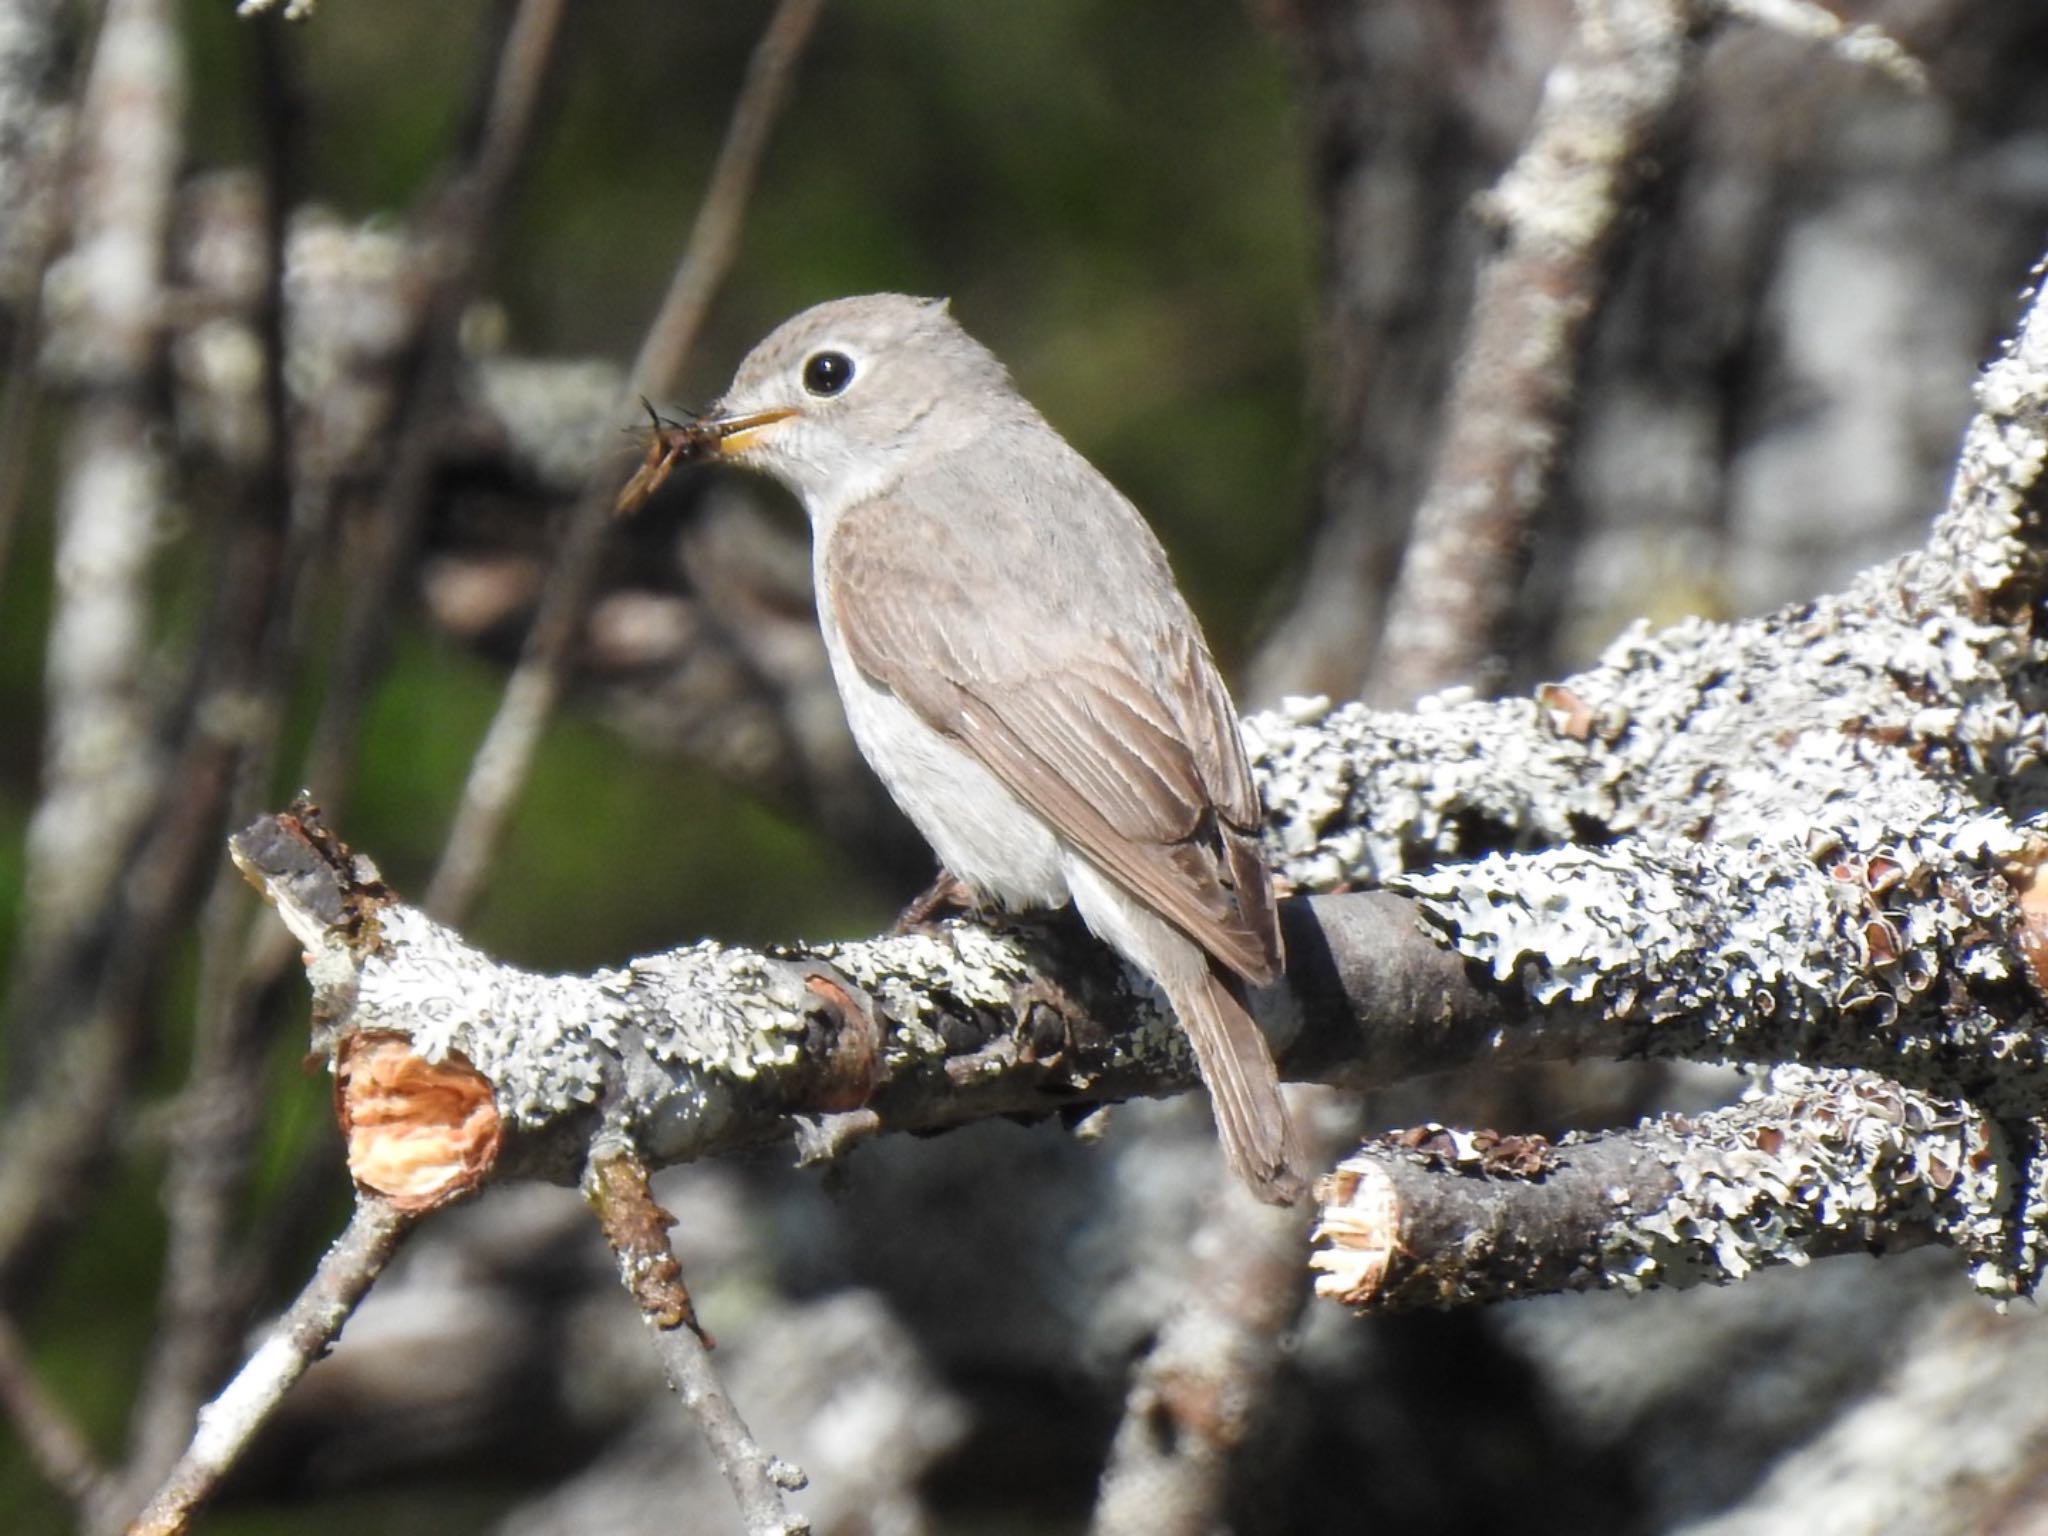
[
  {"x1": 1311, "y1": 1066, "x2": 2008, "y2": 1310},
  {"x1": 230, "y1": 807, "x2": 1376, "y2": 1193},
  {"x1": 0, "y1": 0, "x2": 189, "y2": 1301}
]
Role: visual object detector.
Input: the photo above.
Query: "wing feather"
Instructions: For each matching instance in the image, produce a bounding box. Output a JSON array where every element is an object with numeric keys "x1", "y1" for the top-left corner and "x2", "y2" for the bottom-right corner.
[{"x1": 826, "y1": 489, "x2": 1282, "y2": 985}]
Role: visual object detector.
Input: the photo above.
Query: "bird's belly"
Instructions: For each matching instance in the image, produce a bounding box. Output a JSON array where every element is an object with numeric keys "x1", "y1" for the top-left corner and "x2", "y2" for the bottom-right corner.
[{"x1": 830, "y1": 650, "x2": 1067, "y2": 910}]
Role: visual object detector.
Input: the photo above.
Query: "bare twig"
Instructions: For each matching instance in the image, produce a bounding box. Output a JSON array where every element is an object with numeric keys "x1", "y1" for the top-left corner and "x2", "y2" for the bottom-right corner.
[
  {"x1": 585, "y1": 1148, "x2": 810, "y2": 1536},
  {"x1": 422, "y1": 0, "x2": 828, "y2": 923},
  {"x1": 629, "y1": 0, "x2": 827, "y2": 402},
  {"x1": 293, "y1": 0, "x2": 566, "y2": 825},
  {"x1": 1368, "y1": 0, "x2": 1701, "y2": 705},
  {"x1": 0, "y1": 1307, "x2": 113, "y2": 1522},
  {"x1": 123, "y1": 1198, "x2": 416, "y2": 1536}
]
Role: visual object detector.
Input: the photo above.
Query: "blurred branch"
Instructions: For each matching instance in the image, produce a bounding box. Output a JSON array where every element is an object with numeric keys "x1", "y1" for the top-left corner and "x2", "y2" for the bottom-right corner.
[
  {"x1": 123, "y1": 1198, "x2": 416, "y2": 1536},
  {"x1": 0, "y1": 0, "x2": 185, "y2": 1297},
  {"x1": 294, "y1": 0, "x2": 566, "y2": 825},
  {"x1": 1667, "y1": 1286, "x2": 2048, "y2": 1535},
  {"x1": 22, "y1": 0, "x2": 183, "y2": 946},
  {"x1": 0, "y1": 0, "x2": 70, "y2": 597},
  {"x1": 1247, "y1": 0, "x2": 1540, "y2": 705},
  {"x1": 1719, "y1": 0, "x2": 1923, "y2": 85},
  {"x1": 0, "y1": 1307, "x2": 113, "y2": 1525},
  {"x1": 1368, "y1": 0, "x2": 1702, "y2": 705},
  {"x1": 121, "y1": 15, "x2": 310, "y2": 1497},
  {"x1": 585, "y1": 1149, "x2": 811, "y2": 1536},
  {"x1": 1090, "y1": 1101, "x2": 1332, "y2": 1536},
  {"x1": 423, "y1": 0, "x2": 828, "y2": 923}
]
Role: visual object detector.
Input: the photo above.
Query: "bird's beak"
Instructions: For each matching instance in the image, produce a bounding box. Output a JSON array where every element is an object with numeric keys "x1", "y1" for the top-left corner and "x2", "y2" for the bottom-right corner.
[{"x1": 703, "y1": 406, "x2": 798, "y2": 456}]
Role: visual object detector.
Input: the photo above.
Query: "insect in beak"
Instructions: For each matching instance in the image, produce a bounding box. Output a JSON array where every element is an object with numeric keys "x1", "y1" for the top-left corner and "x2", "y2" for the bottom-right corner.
[
  {"x1": 615, "y1": 399, "x2": 718, "y2": 515},
  {"x1": 614, "y1": 402, "x2": 799, "y2": 514}
]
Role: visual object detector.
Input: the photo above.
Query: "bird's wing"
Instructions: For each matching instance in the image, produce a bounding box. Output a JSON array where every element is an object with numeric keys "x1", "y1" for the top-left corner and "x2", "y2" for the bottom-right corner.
[{"x1": 825, "y1": 488, "x2": 1282, "y2": 985}]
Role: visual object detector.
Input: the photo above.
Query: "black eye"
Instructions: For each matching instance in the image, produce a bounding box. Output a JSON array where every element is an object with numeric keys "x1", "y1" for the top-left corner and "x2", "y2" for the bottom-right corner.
[{"x1": 802, "y1": 350, "x2": 855, "y2": 397}]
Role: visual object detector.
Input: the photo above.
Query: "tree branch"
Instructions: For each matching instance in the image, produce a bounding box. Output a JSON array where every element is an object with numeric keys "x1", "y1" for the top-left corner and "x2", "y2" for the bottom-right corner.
[
  {"x1": 585, "y1": 1148, "x2": 810, "y2": 1536},
  {"x1": 124, "y1": 1197, "x2": 415, "y2": 1536},
  {"x1": 1090, "y1": 1134, "x2": 1322, "y2": 1536},
  {"x1": 1311, "y1": 1066, "x2": 2006, "y2": 1310},
  {"x1": 1368, "y1": 0, "x2": 1702, "y2": 703},
  {"x1": 0, "y1": 1307, "x2": 113, "y2": 1524}
]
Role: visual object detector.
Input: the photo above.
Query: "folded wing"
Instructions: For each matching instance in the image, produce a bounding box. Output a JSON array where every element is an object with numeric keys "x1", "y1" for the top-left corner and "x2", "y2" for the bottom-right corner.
[{"x1": 825, "y1": 489, "x2": 1282, "y2": 985}]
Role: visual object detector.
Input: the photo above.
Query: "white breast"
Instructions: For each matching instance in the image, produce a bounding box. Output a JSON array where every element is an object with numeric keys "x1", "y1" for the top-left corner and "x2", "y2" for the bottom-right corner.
[{"x1": 813, "y1": 566, "x2": 1069, "y2": 911}]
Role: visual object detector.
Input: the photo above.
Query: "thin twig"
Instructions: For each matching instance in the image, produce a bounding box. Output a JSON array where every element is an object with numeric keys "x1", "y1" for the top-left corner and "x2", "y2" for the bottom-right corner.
[
  {"x1": 422, "y1": 0, "x2": 828, "y2": 923},
  {"x1": 123, "y1": 1198, "x2": 416, "y2": 1536},
  {"x1": 0, "y1": 1307, "x2": 113, "y2": 1522},
  {"x1": 628, "y1": 0, "x2": 828, "y2": 403},
  {"x1": 586, "y1": 1148, "x2": 810, "y2": 1536},
  {"x1": 292, "y1": 0, "x2": 566, "y2": 826},
  {"x1": 1368, "y1": 0, "x2": 1701, "y2": 705}
]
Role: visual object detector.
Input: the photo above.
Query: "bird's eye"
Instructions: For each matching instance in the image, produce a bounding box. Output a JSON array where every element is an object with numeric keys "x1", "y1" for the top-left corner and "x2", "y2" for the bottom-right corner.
[{"x1": 802, "y1": 350, "x2": 855, "y2": 397}]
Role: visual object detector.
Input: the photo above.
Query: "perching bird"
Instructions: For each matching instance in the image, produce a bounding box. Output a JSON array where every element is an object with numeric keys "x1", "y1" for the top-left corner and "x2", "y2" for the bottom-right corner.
[{"x1": 664, "y1": 294, "x2": 1302, "y2": 1204}]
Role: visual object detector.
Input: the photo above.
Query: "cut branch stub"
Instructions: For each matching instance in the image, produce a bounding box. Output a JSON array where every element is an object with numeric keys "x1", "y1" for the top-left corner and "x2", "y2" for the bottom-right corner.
[
  {"x1": 1312, "y1": 1067, "x2": 2011, "y2": 1308},
  {"x1": 334, "y1": 1031, "x2": 503, "y2": 1211}
]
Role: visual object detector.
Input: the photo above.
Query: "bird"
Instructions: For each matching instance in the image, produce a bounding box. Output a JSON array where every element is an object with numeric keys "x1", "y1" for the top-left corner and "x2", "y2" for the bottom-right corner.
[{"x1": 658, "y1": 293, "x2": 1302, "y2": 1204}]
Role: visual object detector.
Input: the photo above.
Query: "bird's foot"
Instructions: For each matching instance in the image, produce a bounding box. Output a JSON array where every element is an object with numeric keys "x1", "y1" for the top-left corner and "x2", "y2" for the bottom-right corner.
[{"x1": 890, "y1": 870, "x2": 977, "y2": 935}]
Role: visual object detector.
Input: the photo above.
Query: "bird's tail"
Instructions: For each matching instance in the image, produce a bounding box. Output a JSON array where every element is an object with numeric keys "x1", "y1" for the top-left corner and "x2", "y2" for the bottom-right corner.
[{"x1": 1175, "y1": 967, "x2": 1305, "y2": 1206}]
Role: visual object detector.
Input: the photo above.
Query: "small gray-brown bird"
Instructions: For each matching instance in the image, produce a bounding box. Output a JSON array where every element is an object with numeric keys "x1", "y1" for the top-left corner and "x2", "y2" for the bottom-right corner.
[{"x1": 683, "y1": 294, "x2": 1302, "y2": 1203}]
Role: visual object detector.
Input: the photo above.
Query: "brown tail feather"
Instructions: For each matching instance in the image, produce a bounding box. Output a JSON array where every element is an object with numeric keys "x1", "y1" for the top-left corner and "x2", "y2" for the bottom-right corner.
[{"x1": 1175, "y1": 968, "x2": 1304, "y2": 1205}]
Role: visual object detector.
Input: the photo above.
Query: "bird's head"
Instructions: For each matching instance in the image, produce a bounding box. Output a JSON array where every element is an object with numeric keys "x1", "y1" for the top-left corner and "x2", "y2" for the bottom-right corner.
[{"x1": 689, "y1": 293, "x2": 1019, "y2": 512}]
